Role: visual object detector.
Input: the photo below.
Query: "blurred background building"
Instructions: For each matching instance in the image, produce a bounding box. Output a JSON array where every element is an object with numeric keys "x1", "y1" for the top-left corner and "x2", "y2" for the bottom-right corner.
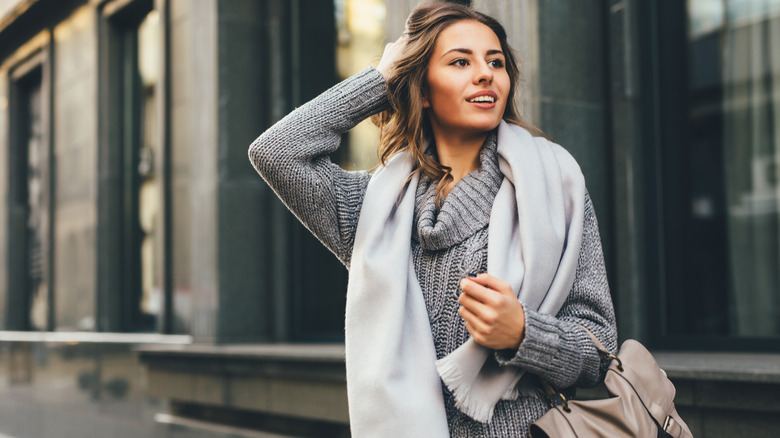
[{"x1": 0, "y1": 0, "x2": 778, "y2": 436}]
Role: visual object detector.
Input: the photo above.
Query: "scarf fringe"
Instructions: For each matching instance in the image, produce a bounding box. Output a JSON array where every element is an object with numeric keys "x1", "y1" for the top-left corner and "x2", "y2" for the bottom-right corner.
[
  {"x1": 436, "y1": 358, "x2": 496, "y2": 423},
  {"x1": 501, "y1": 384, "x2": 519, "y2": 400}
]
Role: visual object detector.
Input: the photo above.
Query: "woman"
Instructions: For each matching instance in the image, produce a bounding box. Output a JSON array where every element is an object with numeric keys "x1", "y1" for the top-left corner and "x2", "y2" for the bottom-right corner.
[{"x1": 249, "y1": 2, "x2": 617, "y2": 437}]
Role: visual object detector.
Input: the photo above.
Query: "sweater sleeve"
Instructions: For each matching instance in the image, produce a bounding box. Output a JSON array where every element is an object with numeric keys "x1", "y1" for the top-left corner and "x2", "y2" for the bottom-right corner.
[
  {"x1": 494, "y1": 192, "x2": 618, "y2": 390},
  {"x1": 248, "y1": 67, "x2": 389, "y2": 267}
]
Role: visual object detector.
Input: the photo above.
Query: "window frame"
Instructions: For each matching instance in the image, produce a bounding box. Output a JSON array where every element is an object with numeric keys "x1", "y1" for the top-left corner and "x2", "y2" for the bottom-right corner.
[{"x1": 96, "y1": 0, "x2": 172, "y2": 333}]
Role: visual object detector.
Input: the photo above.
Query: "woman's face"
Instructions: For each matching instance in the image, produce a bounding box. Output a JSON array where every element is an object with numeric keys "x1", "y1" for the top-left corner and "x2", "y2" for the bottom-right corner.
[{"x1": 423, "y1": 19, "x2": 510, "y2": 139}]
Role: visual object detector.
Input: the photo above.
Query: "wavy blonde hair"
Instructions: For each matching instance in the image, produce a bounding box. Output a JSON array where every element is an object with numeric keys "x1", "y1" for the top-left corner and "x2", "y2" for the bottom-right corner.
[{"x1": 373, "y1": 1, "x2": 546, "y2": 203}]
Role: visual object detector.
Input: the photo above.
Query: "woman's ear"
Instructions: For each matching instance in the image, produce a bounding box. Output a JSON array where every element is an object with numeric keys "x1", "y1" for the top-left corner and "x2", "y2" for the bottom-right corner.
[{"x1": 422, "y1": 84, "x2": 430, "y2": 108}]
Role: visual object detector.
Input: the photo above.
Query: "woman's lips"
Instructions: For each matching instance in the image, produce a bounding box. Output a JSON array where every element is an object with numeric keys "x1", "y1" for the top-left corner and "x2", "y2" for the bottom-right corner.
[{"x1": 466, "y1": 91, "x2": 498, "y2": 109}]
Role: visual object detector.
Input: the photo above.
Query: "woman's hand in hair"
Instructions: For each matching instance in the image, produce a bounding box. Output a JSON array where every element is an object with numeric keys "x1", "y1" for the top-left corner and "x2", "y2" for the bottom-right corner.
[
  {"x1": 458, "y1": 273, "x2": 526, "y2": 350},
  {"x1": 377, "y1": 36, "x2": 407, "y2": 79}
]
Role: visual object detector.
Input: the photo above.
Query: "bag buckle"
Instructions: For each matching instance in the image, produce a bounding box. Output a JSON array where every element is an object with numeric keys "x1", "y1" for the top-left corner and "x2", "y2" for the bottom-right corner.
[
  {"x1": 606, "y1": 353, "x2": 624, "y2": 372},
  {"x1": 549, "y1": 392, "x2": 571, "y2": 413}
]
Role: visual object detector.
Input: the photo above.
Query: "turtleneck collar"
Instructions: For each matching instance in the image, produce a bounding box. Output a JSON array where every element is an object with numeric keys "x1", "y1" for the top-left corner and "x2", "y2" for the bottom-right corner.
[{"x1": 413, "y1": 131, "x2": 502, "y2": 251}]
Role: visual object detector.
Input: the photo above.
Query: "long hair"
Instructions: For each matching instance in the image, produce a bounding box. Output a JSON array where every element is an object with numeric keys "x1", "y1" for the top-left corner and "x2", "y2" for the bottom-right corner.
[{"x1": 373, "y1": 1, "x2": 545, "y2": 203}]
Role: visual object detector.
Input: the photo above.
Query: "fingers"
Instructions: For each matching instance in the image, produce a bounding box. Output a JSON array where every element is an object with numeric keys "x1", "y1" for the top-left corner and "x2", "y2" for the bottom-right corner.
[
  {"x1": 459, "y1": 278, "x2": 495, "y2": 304},
  {"x1": 459, "y1": 306, "x2": 489, "y2": 337},
  {"x1": 463, "y1": 273, "x2": 515, "y2": 298},
  {"x1": 459, "y1": 274, "x2": 515, "y2": 304},
  {"x1": 460, "y1": 297, "x2": 523, "y2": 349},
  {"x1": 458, "y1": 276, "x2": 508, "y2": 325},
  {"x1": 458, "y1": 288, "x2": 495, "y2": 322},
  {"x1": 376, "y1": 36, "x2": 408, "y2": 79}
]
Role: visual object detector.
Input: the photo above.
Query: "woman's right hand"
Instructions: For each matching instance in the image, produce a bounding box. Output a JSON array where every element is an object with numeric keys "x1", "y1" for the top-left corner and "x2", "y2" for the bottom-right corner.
[
  {"x1": 458, "y1": 273, "x2": 526, "y2": 350},
  {"x1": 377, "y1": 36, "x2": 407, "y2": 79}
]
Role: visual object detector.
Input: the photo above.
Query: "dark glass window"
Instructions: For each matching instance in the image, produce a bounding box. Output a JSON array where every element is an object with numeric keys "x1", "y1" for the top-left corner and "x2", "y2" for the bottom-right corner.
[
  {"x1": 650, "y1": 0, "x2": 780, "y2": 346},
  {"x1": 8, "y1": 66, "x2": 48, "y2": 331},
  {"x1": 99, "y1": 1, "x2": 163, "y2": 332},
  {"x1": 23, "y1": 73, "x2": 46, "y2": 331}
]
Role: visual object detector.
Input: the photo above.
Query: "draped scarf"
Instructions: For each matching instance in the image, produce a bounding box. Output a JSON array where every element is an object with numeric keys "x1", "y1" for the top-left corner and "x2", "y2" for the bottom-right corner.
[{"x1": 345, "y1": 121, "x2": 586, "y2": 436}]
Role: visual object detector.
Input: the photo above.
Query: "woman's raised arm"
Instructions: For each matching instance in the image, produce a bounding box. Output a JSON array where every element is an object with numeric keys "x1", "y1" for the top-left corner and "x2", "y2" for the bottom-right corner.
[{"x1": 248, "y1": 68, "x2": 389, "y2": 266}]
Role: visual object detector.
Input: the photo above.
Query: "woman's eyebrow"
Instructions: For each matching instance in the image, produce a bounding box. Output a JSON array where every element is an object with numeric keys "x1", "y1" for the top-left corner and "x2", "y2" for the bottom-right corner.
[{"x1": 441, "y1": 48, "x2": 504, "y2": 58}]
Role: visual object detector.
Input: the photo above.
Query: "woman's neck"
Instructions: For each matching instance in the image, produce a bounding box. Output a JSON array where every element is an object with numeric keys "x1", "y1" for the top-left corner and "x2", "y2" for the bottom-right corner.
[{"x1": 432, "y1": 129, "x2": 487, "y2": 196}]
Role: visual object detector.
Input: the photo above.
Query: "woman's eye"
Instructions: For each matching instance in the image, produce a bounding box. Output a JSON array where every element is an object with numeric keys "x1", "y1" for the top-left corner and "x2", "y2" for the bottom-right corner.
[
  {"x1": 488, "y1": 59, "x2": 505, "y2": 68},
  {"x1": 450, "y1": 59, "x2": 468, "y2": 67}
]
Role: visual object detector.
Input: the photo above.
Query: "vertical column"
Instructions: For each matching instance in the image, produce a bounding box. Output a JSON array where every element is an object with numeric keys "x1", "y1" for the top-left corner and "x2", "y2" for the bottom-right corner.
[
  {"x1": 155, "y1": 0, "x2": 174, "y2": 334},
  {"x1": 607, "y1": 0, "x2": 646, "y2": 340},
  {"x1": 187, "y1": 0, "x2": 220, "y2": 342},
  {"x1": 53, "y1": 6, "x2": 99, "y2": 331},
  {"x1": 213, "y1": 0, "x2": 273, "y2": 343},
  {"x1": 535, "y1": 0, "x2": 615, "y2": 285},
  {"x1": 265, "y1": 0, "x2": 293, "y2": 342},
  {"x1": 0, "y1": 69, "x2": 8, "y2": 329}
]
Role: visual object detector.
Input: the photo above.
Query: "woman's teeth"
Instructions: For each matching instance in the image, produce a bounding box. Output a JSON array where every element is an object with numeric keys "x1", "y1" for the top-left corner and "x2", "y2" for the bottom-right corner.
[{"x1": 469, "y1": 96, "x2": 495, "y2": 103}]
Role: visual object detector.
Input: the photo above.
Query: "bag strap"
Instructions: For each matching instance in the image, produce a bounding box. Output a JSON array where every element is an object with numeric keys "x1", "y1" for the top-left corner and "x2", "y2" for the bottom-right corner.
[
  {"x1": 578, "y1": 324, "x2": 623, "y2": 371},
  {"x1": 578, "y1": 324, "x2": 610, "y2": 357}
]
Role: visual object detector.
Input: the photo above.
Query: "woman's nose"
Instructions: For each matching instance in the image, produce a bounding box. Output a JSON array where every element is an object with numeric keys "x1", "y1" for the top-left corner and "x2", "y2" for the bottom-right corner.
[{"x1": 474, "y1": 61, "x2": 494, "y2": 84}]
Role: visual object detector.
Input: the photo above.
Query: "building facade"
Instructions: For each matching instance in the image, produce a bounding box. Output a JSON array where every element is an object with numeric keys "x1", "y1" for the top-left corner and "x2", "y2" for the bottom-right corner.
[{"x1": 0, "y1": 0, "x2": 778, "y2": 436}]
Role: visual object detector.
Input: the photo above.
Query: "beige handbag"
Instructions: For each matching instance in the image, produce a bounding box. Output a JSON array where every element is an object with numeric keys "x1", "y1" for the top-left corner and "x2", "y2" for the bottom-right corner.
[{"x1": 530, "y1": 328, "x2": 693, "y2": 438}]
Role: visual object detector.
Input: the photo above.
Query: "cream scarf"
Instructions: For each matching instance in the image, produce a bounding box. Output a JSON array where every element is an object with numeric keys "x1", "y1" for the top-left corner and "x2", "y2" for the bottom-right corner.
[{"x1": 345, "y1": 121, "x2": 586, "y2": 437}]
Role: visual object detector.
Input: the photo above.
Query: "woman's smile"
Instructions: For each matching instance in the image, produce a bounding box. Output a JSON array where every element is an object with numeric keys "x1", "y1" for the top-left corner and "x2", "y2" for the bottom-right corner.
[{"x1": 466, "y1": 90, "x2": 498, "y2": 109}]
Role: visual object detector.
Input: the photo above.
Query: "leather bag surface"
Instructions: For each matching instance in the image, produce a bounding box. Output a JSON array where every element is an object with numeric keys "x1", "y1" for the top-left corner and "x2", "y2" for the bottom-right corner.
[{"x1": 530, "y1": 332, "x2": 693, "y2": 438}]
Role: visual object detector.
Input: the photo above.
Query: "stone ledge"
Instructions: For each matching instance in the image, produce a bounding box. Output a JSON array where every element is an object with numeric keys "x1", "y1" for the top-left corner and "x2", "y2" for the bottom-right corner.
[
  {"x1": 136, "y1": 343, "x2": 344, "y2": 363},
  {"x1": 137, "y1": 343, "x2": 349, "y2": 424},
  {"x1": 137, "y1": 344, "x2": 780, "y2": 384},
  {"x1": 0, "y1": 330, "x2": 193, "y2": 344},
  {"x1": 653, "y1": 351, "x2": 780, "y2": 384},
  {"x1": 136, "y1": 343, "x2": 346, "y2": 381}
]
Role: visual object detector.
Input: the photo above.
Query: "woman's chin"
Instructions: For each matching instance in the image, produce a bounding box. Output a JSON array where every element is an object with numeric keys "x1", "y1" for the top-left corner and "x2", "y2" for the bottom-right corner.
[
  {"x1": 469, "y1": 120, "x2": 502, "y2": 133},
  {"x1": 430, "y1": 116, "x2": 503, "y2": 138}
]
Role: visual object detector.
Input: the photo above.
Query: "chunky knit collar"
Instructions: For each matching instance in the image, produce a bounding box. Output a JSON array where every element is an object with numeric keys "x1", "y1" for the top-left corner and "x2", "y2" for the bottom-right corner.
[{"x1": 414, "y1": 131, "x2": 501, "y2": 251}]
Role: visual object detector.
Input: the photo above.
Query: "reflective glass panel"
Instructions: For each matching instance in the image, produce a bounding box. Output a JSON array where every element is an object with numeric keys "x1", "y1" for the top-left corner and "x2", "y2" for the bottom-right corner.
[
  {"x1": 334, "y1": 0, "x2": 386, "y2": 171},
  {"x1": 660, "y1": 0, "x2": 780, "y2": 338}
]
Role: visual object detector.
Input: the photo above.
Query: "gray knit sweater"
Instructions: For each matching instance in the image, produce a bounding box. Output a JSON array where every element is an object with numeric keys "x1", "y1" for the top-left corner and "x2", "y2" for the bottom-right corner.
[{"x1": 249, "y1": 67, "x2": 617, "y2": 437}]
